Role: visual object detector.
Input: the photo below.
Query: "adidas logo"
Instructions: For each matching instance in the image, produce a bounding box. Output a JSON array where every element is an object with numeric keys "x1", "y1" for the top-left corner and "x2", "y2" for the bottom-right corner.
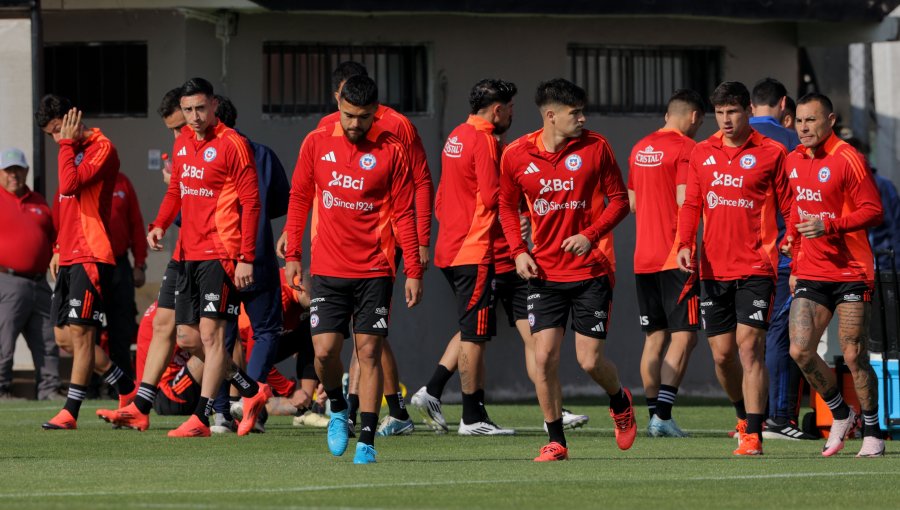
[
  {"x1": 204, "y1": 302, "x2": 218, "y2": 313},
  {"x1": 749, "y1": 310, "x2": 764, "y2": 321},
  {"x1": 372, "y1": 317, "x2": 387, "y2": 329},
  {"x1": 68, "y1": 308, "x2": 78, "y2": 319},
  {"x1": 524, "y1": 162, "x2": 540, "y2": 175},
  {"x1": 177, "y1": 146, "x2": 187, "y2": 157},
  {"x1": 321, "y1": 151, "x2": 336, "y2": 162},
  {"x1": 702, "y1": 155, "x2": 717, "y2": 166},
  {"x1": 591, "y1": 322, "x2": 605, "y2": 332},
  {"x1": 789, "y1": 168, "x2": 798, "y2": 179},
  {"x1": 362, "y1": 426, "x2": 372, "y2": 432}
]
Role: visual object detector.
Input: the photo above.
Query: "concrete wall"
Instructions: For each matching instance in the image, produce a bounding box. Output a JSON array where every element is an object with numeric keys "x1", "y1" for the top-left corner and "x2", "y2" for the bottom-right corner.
[{"x1": 40, "y1": 9, "x2": 799, "y2": 398}]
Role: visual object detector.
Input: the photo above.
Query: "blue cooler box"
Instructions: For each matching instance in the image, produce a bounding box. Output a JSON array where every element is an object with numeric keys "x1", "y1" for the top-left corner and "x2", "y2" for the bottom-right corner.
[{"x1": 870, "y1": 354, "x2": 900, "y2": 438}]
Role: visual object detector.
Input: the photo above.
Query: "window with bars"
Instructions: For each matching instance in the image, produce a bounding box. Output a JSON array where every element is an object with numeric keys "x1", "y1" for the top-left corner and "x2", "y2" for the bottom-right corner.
[
  {"x1": 568, "y1": 45, "x2": 722, "y2": 114},
  {"x1": 263, "y1": 43, "x2": 429, "y2": 116},
  {"x1": 44, "y1": 42, "x2": 148, "y2": 117}
]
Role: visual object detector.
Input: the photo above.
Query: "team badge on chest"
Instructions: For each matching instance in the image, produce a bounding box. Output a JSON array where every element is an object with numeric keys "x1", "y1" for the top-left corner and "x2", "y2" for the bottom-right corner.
[
  {"x1": 565, "y1": 154, "x2": 583, "y2": 171},
  {"x1": 359, "y1": 153, "x2": 377, "y2": 170},
  {"x1": 818, "y1": 167, "x2": 831, "y2": 183},
  {"x1": 203, "y1": 147, "x2": 217, "y2": 162},
  {"x1": 739, "y1": 154, "x2": 756, "y2": 169}
]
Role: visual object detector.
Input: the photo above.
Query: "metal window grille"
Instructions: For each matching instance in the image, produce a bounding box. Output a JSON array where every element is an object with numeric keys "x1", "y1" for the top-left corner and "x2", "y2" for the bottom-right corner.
[
  {"x1": 568, "y1": 45, "x2": 722, "y2": 114},
  {"x1": 44, "y1": 42, "x2": 148, "y2": 117},
  {"x1": 263, "y1": 43, "x2": 429, "y2": 116}
]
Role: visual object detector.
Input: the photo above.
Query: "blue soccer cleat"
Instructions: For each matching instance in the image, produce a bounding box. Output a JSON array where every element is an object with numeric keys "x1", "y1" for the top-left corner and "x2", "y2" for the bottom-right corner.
[
  {"x1": 353, "y1": 442, "x2": 377, "y2": 464},
  {"x1": 327, "y1": 408, "x2": 350, "y2": 456},
  {"x1": 647, "y1": 415, "x2": 689, "y2": 438},
  {"x1": 376, "y1": 416, "x2": 415, "y2": 436}
]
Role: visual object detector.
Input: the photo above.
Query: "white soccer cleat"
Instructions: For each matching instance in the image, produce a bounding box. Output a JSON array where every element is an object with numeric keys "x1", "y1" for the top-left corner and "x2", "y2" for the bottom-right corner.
[
  {"x1": 209, "y1": 412, "x2": 236, "y2": 434},
  {"x1": 856, "y1": 436, "x2": 886, "y2": 458},
  {"x1": 458, "y1": 419, "x2": 516, "y2": 436},
  {"x1": 409, "y1": 386, "x2": 448, "y2": 433},
  {"x1": 822, "y1": 409, "x2": 858, "y2": 457},
  {"x1": 542, "y1": 409, "x2": 590, "y2": 432}
]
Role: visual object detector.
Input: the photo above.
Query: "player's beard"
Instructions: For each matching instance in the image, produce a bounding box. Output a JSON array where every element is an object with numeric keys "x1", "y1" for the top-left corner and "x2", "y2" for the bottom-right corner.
[{"x1": 344, "y1": 128, "x2": 366, "y2": 144}]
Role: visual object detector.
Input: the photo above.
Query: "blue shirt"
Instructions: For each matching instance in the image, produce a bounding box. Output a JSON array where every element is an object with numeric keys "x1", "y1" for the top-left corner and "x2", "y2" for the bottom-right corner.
[{"x1": 870, "y1": 173, "x2": 900, "y2": 271}]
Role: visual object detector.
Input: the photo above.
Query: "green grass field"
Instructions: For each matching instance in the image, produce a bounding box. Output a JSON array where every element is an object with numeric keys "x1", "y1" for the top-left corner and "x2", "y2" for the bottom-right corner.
[{"x1": 1, "y1": 399, "x2": 898, "y2": 510}]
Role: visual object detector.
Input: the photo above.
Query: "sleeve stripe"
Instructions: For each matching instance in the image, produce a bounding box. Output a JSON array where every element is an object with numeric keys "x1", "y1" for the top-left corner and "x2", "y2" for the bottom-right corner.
[
  {"x1": 87, "y1": 142, "x2": 111, "y2": 167},
  {"x1": 227, "y1": 134, "x2": 252, "y2": 167},
  {"x1": 840, "y1": 151, "x2": 868, "y2": 182}
]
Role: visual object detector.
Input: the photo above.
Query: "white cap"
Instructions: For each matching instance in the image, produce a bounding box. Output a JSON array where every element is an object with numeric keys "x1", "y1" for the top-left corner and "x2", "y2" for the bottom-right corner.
[{"x1": 0, "y1": 148, "x2": 28, "y2": 170}]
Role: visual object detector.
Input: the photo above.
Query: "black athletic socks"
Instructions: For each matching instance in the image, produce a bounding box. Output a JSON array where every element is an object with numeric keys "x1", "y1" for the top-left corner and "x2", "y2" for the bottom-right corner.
[
  {"x1": 133, "y1": 382, "x2": 157, "y2": 415},
  {"x1": 102, "y1": 365, "x2": 135, "y2": 396},
  {"x1": 646, "y1": 396, "x2": 658, "y2": 418},
  {"x1": 358, "y1": 412, "x2": 378, "y2": 446},
  {"x1": 656, "y1": 385, "x2": 678, "y2": 421},
  {"x1": 63, "y1": 383, "x2": 87, "y2": 419},
  {"x1": 546, "y1": 418, "x2": 566, "y2": 447},
  {"x1": 862, "y1": 409, "x2": 883, "y2": 438},
  {"x1": 194, "y1": 397, "x2": 211, "y2": 426},
  {"x1": 326, "y1": 387, "x2": 348, "y2": 413},
  {"x1": 461, "y1": 390, "x2": 487, "y2": 424},
  {"x1": 426, "y1": 365, "x2": 453, "y2": 400},
  {"x1": 733, "y1": 399, "x2": 747, "y2": 420},
  {"x1": 347, "y1": 393, "x2": 359, "y2": 424},
  {"x1": 608, "y1": 388, "x2": 630, "y2": 414},
  {"x1": 823, "y1": 388, "x2": 851, "y2": 420},
  {"x1": 228, "y1": 368, "x2": 260, "y2": 398},
  {"x1": 385, "y1": 392, "x2": 410, "y2": 421},
  {"x1": 746, "y1": 413, "x2": 764, "y2": 437}
]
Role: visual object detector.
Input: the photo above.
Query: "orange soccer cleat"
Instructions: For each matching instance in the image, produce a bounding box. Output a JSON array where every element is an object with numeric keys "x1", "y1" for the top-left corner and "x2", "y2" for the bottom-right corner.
[
  {"x1": 609, "y1": 387, "x2": 637, "y2": 450},
  {"x1": 98, "y1": 402, "x2": 150, "y2": 431},
  {"x1": 733, "y1": 432, "x2": 763, "y2": 456},
  {"x1": 42, "y1": 409, "x2": 77, "y2": 430},
  {"x1": 534, "y1": 442, "x2": 569, "y2": 462},
  {"x1": 118, "y1": 387, "x2": 138, "y2": 409},
  {"x1": 167, "y1": 415, "x2": 211, "y2": 438},
  {"x1": 237, "y1": 383, "x2": 273, "y2": 436}
]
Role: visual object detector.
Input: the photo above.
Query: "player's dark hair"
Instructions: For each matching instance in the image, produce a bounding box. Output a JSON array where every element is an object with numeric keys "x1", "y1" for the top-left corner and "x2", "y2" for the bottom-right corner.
[
  {"x1": 784, "y1": 96, "x2": 797, "y2": 116},
  {"x1": 339, "y1": 75, "x2": 378, "y2": 107},
  {"x1": 709, "y1": 81, "x2": 750, "y2": 109},
  {"x1": 535, "y1": 78, "x2": 586, "y2": 108},
  {"x1": 797, "y1": 92, "x2": 834, "y2": 115},
  {"x1": 179, "y1": 77, "x2": 215, "y2": 98},
  {"x1": 332, "y1": 61, "x2": 369, "y2": 93},
  {"x1": 215, "y1": 95, "x2": 238, "y2": 128},
  {"x1": 469, "y1": 79, "x2": 517, "y2": 114},
  {"x1": 35, "y1": 94, "x2": 73, "y2": 128},
  {"x1": 157, "y1": 87, "x2": 183, "y2": 118},
  {"x1": 667, "y1": 89, "x2": 705, "y2": 114},
  {"x1": 751, "y1": 78, "x2": 788, "y2": 108}
]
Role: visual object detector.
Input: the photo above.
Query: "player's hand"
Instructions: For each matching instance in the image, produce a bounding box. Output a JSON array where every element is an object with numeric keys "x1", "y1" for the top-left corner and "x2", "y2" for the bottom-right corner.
[
  {"x1": 560, "y1": 234, "x2": 591, "y2": 256},
  {"x1": 161, "y1": 154, "x2": 172, "y2": 185},
  {"x1": 147, "y1": 227, "x2": 165, "y2": 251},
  {"x1": 676, "y1": 248, "x2": 694, "y2": 273},
  {"x1": 284, "y1": 260, "x2": 302, "y2": 291},
  {"x1": 405, "y1": 277, "x2": 423, "y2": 308},
  {"x1": 234, "y1": 262, "x2": 254, "y2": 290},
  {"x1": 133, "y1": 266, "x2": 146, "y2": 288},
  {"x1": 515, "y1": 252, "x2": 539, "y2": 280},
  {"x1": 288, "y1": 388, "x2": 312, "y2": 409},
  {"x1": 796, "y1": 215, "x2": 826, "y2": 239},
  {"x1": 276, "y1": 231, "x2": 288, "y2": 259},
  {"x1": 780, "y1": 235, "x2": 793, "y2": 257},
  {"x1": 59, "y1": 108, "x2": 82, "y2": 140},
  {"x1": 48, "y1": 252, "x2": 59, "y2": 281},
  {"x1": 315, "y1": 383, "x2": 327, "y2": 406},
  {"x1": 789, "y1": 274, "x2": 798, "y2": 294},
  {"x1": 418, "y1": 245, "x2": 430, "y2": 270}
]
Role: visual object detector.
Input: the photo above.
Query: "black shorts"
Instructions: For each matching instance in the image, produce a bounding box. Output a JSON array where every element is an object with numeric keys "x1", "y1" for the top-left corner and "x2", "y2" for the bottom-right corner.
[
  {"x1": 441, "y1": 265, "x2": 495, "y2": 342},
  {"x1": 51, "y1": 263, "x2": 114, "y2": 328},
  {"x1": 793, "y1": 279, "x2": 873, "y2": 312},
  {"x1": 157, "y1": 259, "x2": 182, "y2": 310},
  {"x1": 153, "y1": 367, "x2": 200, "y2": 416},
  {"x1": 526, "y1": 276, "x2": 614, "y2": 340},
  {"x1": 494, "y1": 270, "x2": 528, "y2": 328},
  {"x1": 700, "y1": 276, "x2": 775, "y2": 336},
  {"x1": 635, "y1": 269, "x2": 700, "y2": 333},
  {"x1": 309, "y1": 275, "x2": 393, "y2": 337},
  {"x1": 174, "y1": 260, "x2": 240, "y2": 325}
]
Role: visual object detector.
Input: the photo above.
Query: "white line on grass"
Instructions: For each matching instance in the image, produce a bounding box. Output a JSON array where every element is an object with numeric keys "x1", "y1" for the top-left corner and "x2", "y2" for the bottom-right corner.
[{"x1": 689, "y1": 471, "x2": 884, "y2": 481}]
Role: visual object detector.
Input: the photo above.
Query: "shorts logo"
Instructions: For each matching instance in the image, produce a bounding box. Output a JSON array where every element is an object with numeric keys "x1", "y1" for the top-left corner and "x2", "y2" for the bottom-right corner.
[
  {"x1": 68, "y1": 308, "x2": 79, "y2": 319},
  {"x1": 69, "y1": 299, "x2": 82, "y2": 307},
  {"x1": 311, "y1": 298, "x2": 325, "y2": 303},
  {"x1": 565, "y1": 154, "x2": 583, "y2": 171},
  {"x1": 749, "y1": 310, "x2": 765, "y2": 321},
  {"x1": 375, "y1": 307, "x2": 388, "y2": 316},
  {"x1": 527, "y1": 293, "x2": 541, "y2": 300},
  {"x1": 443, "y1": 136, "x2": 463, "y2": 158},
  {"x1": 794, "y1": 287, "x2": 807, "y2": 295},
  {"x1": 843, "y1": 293, "x2": 861, "y2": 302},
  {"x1": 359, "y1": 153, "x2": 377, "y2": 170},
  {"x1": 204, "y1": 293, "x2": 220, "y2": 302},
  {"x1": 322, "y1": 190, "x2": 334, "y2": 209},
  {"x1": 203, "y1": 147, "x2": 217, "y2": 162},
  {"x1": 640, "y1": 316, "x2": 649, "y2": 326},
  {"x1": 528, "y1": 313, "x2": 536, "y2": 327},
  {"x1": 752, "y1": 299, "x2": 768, "y2": 309},
  {"x1": 372, "y1": 317, "x2": 388, "y2": 329},
  {"x1": 818, "y1": 167, "x2": 831, "y2": 182},
  {"x1": 594, "y1": 310, "x2": 607, "y2": 319},
  {"x1": 700, "y1": 301, "x2": 713, "y2": 307},
  {"x1": 310, "y1": 314, "x2": 319, "y2": 327},
  {"x1": 75, "y1": 153, "x2": 84, "y2": 166},
  {"x1": 591, "y1": 322, "x2": 605, "y2": 333},
  {"x1": 739, "y1": 154, "x2": 756, "y2": 169},
  {"x1": 203, "y1": 302, "x2": 217, "y2": 313},
  {"x1": 533, "y1": 199, "x2": 550, "y2": 216}
]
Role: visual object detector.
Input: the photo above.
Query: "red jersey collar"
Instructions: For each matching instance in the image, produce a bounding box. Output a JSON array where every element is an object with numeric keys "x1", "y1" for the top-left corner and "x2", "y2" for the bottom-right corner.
[
  {"x1": 707, "y1": 128, "x2": 765, "y2": 151},
  {"x1": 525, "y1": 128, "x2": 583, "y2": 154},
  {"x1": 466, "y1": 115, "x2": 496, "y2": 134},
  {"x1": 658, "y1": 127, "x2": 685, "y2": 136},
  {"x1": 180, "y1": 121, "x2": 225, "y2": 143}
]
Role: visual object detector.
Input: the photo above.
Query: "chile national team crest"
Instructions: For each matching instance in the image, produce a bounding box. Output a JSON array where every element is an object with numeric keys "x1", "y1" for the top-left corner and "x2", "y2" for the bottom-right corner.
[
  {"x1": 565, "y1": 154, "x2": 583, "y2": 171},
  {"x1": 359, "y1": 153, "x2": 377, "y2": 170},
  {"x1": 739, "y1": 154, "x2": 756, "y2": 169},
  {"x1": 818, "y1": 167, "x2": 831, "y2": 183},
  {"x1": 203, "y1": 147, "x2": 217, "y2": 162},
  {"x1": 74, "y1": 153, "x2": 84, "y2": 166}
]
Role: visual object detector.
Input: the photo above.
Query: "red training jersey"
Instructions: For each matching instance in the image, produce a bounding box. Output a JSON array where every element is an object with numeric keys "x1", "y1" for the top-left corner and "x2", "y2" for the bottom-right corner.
[
  {"x1": 285, "y1": 123, "x2": 423, "y2": 279},
  {"x1": 151, "y1": 123, "x2": 260, "y2": 262},
  {"x1": 55, "y1": 128, "x2": 118, "y2": 265},
  {"x1": 108, "y1": 173, "x2": 147, "y2": 266},
  {"x1": 628, "y1": 128, "x2": 696, "y2": 273},
  {"x1": 0, "y1": 187, "x2": 53, "y2": 274},
  {"x1": 434, "y1": 115, "x2": 500, "y2": 267},
  {"x1": 318, "y1": 104, "x2": 433, "y2": 247},
  {"x1": 785, "y1": 133, "x2": 882, "y2": 283},
  {"x1": 677, "y1": 130, "x2": 792, "y2": 280},
  {"x1": 499, "y1": 129, "x2": 629, "y2": 282}
]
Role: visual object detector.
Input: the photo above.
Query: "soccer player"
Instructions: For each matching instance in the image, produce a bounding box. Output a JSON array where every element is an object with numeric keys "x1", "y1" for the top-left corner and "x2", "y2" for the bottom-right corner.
[
  {"x1": 37, "y1": 94, "x2": 136, "y2": 429},
  {"x1": 749, "y1": 78, "x2": 815, "y2": 440},
  {"x1": 499, "y1": 79, "x2": 633, "y2": 461},
  {"x1": 147, "y1": 78, "x2": 270, "y2": 437},
  {"x1": 628, "y1": 89, "x2": 704, "y2": 437},
  {"x1": 782, "y1": 97, "x2": 797, "y2": 130},
  {"x1": 782, "y1": 93, "x2": 885, "y2": 457},
  {"x1": 676, "y1": 81, "x2": 792, "y2": 456},
  {"x1": 284, "y1": 75, "x2": 424, "y2": 464}
]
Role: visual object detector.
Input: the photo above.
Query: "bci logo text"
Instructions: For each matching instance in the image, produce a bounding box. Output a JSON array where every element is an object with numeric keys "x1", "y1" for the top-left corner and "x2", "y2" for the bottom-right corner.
[
  {"x1": 795, "y1": 186, "x2": 822, "y2": 202},
  {"x1": 711, "y1": 171, "x2": 743, "y2": 188},
  {"x1": 181, "y1": 164, "x2": 204, "y2": 180},
  {"x1": 328, "y1": 171, "x2": 364, "y2": 190},
  {"x1": 539, "y1": 178, "x2": 574, "y2": 194}
]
